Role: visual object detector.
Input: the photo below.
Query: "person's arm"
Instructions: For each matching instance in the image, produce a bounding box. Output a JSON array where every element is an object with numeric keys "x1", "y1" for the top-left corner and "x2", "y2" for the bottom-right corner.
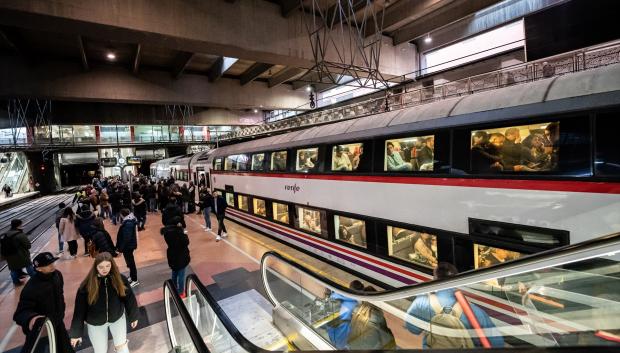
[
  {"x1": 69, "y1": 289, "x2": 88, "y2": 338},
  {"x1": 17, "y1": 233, "x2": 31, "y2": 250},
  {"x1": 386, "y1": 155, "x2": 396, "y2": 170},
  {"x1": 13, "y1": 288, "x2": 41, "y2": 332},
  {"x1": 122, "y1": 277, "x2": 140, "y2": 326},
  {"x1": 59, "y1": 219, "x2": 66, "y2": 238},
  {"x1": 404, "y1": 297, "x2": 427, "y2": 335},
  {"x1": 116, "y1": 227, "x2": 125, "y2": 251}
]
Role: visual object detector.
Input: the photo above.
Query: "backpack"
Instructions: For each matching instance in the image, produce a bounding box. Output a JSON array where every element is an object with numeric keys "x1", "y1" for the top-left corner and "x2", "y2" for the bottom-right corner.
[
  {"x1": 427, "y1": 294, "x2": 475, "y2": 349},
  {"x1": 0, "y1": 233, "x2": 17, "y2": 257}
]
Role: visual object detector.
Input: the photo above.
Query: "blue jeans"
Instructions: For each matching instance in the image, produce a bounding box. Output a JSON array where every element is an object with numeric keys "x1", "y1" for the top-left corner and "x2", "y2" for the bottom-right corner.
[
  {"x1": 56, "y1": 226, "x2": 64, "y2": 252},
  {"x1": 111, "y1": 209, "x2": 119, "y2": 225},
  {"x1": 203, "y1": 207, "x2": 212, "y2": 228},
  {"x1": 148, "y1": 198, "x2": 157, "y2": 212},
  {"x1": 10, "y1": 265, "x2": 36, "y2": 284},
  {"x1": 171, "y1": 267, "x2": 187, "y2": 294}
]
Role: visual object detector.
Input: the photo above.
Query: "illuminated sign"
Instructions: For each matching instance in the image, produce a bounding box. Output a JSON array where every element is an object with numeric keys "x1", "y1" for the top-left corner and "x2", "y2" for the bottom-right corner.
[
  {"x1": 100, "y1": 157, "x2": 117, "y2": 167},
  {"x1": 126, "y1": 156, "x2": 142, "y2": 165}
]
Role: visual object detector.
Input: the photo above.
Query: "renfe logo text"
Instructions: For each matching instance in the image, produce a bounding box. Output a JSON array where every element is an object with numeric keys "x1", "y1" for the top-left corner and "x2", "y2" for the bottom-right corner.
[{"x1": 285, "y1": 184, "x2": 300, "y2": 193}]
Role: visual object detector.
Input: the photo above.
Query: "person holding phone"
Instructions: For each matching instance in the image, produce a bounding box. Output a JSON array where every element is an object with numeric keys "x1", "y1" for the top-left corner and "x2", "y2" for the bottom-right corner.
[{"x1": 69, "y1": 252, "x2": 139, "y2": 353}]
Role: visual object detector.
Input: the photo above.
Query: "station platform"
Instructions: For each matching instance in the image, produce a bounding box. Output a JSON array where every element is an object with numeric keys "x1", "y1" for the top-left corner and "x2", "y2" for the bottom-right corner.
[
  {"x1": 0, "y1": 192, "x2": 39, "y2": 209},
  {"x1": 0, "y1": 206, "x2": 375, "y2": 353}
]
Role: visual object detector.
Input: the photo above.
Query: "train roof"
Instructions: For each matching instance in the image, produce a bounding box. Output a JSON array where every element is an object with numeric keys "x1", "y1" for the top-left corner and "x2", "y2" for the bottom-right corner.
[{"x1": 213, "y1": 64, "x2": 620, "y2": 157}]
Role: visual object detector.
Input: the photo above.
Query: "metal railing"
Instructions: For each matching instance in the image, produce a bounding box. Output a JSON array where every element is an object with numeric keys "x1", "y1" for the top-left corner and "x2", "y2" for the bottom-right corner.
[{"x1": 221, "y1": 39, "x2": 620, "y2": 142}]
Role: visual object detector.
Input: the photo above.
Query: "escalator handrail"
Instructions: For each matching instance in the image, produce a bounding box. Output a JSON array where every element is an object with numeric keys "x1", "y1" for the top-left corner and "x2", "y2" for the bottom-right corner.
[
  {"x1": 20, "y1": 317, "x2": 56, "y2": 353},
  {"x1": 261, "y1": 231, "x2": 620, "y2": 303},
  {"x1": 163, "y1": 279, "x2": 210, "y2": 353}
]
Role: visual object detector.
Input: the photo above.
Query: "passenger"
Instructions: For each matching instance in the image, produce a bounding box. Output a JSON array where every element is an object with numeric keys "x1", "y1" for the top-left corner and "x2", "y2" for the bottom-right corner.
[
  {"x1": 180, "y1": 184, "x2": 190, "y2": 214},
  {"x1": 199, "y1": 189, "x2": 214, "y2": 231},
  {"x1": 527, "y1": 133, "x2": 553, "y2": 170},
  {"x1": 69, "y1": 252, "x2": 139, "y2": 353},
  {"x1": 412, "y1": 138, "x2": 433, "y2": 170},
  {"x1": 162, "y1": 196, "x2": 186, "y2": 228},
  {"x1": 1, "y1": 219, "x2": 36, "y2": 285},
  {"x1": 121, "y1": 186, "x2": 132, "y2": 211},
  {"x1": 351, "y1": 146, "x2": 363, "y2": 171},
  {"x1": 55, "y1": 202, "x2": 67, "y2": 255},
  {"x1": 187, "y1": 181, "x2": 196, "y2": 214},
  {"x1": 417, "y1": 137, "x2": 434, "y2": 170},
  {"x1": 99, "y1": 189, "x2": 111, "y2": 219},
  {"x1": 146, "y1": 181, "x2": 157, "y2": 213},
  {"x1": 59, "y1": 207, "x2": 80, "y2": 259},
  {"x1": 132, "y1": 193, "x2": 147, "y2": 231},
  {"x1": 332, "y1": 145, "x2": 353, "y2": 171},
  {"x1": 386, "y1": 142, "x2": 412, "y2": 171},
  {"x1": 116, "y1": 209, "x2": 139, "y2": 287},
  {"x1": 91, "y1": 218, "x2": 116, "y2": 256},
  {"x1": 405, "y1": 262, "x2": 504, "y2": 348},
  {"x1": 2, "y1": 183, "x2": 12, "y2": 197},
  {"x1": 544, "y1": 122, "x2": 560, "y2": 170},
  {"x1": 76, "y1": 204, "x2": 96, "y2": 257},
  {"x1": 213, "y1": 191, "x2": 228, "y2": 241},
  {"x1": 161, "y1": 216, "x2": 190, "y2": 296},
  {"x1": 14, "y1": 252, "x2": 73, "y2": 353},
  {"x1": 273, "y1": 152, "x2": 287, "y2": 171},
  {"x1": 109, "y1": 187, "x2": 122, "y2": 225},
  {"x1": 348, "y1": 286, "x2": 396, "y2": 349},
  {"x1": 479, "y1": 247, "x2": 519, "y2": 268},
  {"x1": 198, "y1": 174, "x2": 206, "y2": 188},
  {"x1": 411, "y1": 232, "x2": 438, "y2": 268},
  {"x1": 326, "y1": 280, "x2": 364, "y2": 349},
  {"x1": 158, "y1": 182, "x2": 169, "y2": 211},
  {"x1": 89, "y1": 189, "x2": 99, "y2": 214}
]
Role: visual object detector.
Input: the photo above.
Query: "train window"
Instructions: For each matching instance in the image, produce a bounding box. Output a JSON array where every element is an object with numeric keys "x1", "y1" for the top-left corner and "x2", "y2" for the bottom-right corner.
[
  {"x1": 225, "y1": 192, "x2": 235, "y2": 208},
  {"x1": 272, "y1": 202, "x2": 289, "y2": 223},
  {"x1": 474, "y1": 244, "x2": 524, "y2": 269},
  {"x1": 331, "y1": 143, "x2": 364, "y2": 172},
  {"x1": 251, "y1": 153, "x2": 265, "y2": 171},
  {"x1": 224, "y1": 156, "x2": 235, "y2": 171},
  {"x1": 238, "y1": 195, "x2": 249, "y2": 211},
  {"x1": 214, "y1": 158, "x2": 222, "y2": 170},
  {"x1": 236, "y1": 154, "x2": 249, "y2": 171},
  {"x1": 253, "y1": 198, "x2": 266, "y2": 217},
  {"x1": 385, "y1": 135, "x2": 435, "y2": 172},
  {"x1": 595, "y1": 113, "x2": 620, "y2": 175},
  {"x1": 296, "y1": 147, "x2": 319, "y2": 172},
  {"x1": 295, "y1": 205, "x2": 327, "y2": 238},
  {"x1": 270, "y1": 151, "x2": 288, "y2": 171},
  {"x1": 334, "y1": 215, "x2": 367, "y2": 248},
  {"x1": 470, "y1": 121, "x2": 560, "y2": 173},
  {"x1": 387, "y1": 226, "x2": 438, "y2": 269}
]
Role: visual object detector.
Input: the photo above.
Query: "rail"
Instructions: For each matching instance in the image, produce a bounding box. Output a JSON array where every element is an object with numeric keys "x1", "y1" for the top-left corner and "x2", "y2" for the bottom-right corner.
[
  {"x1": 163, "y1": 279, "x2": 210, "y2": 353},
  {"x1": 222, "y1": 39, "x2": 620, "y2": 141}
]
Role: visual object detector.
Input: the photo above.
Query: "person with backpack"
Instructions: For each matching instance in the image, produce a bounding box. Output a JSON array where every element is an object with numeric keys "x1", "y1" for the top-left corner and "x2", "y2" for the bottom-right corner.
[
  {"x1": 14, "y1": 252, "x2": 74, "y2": 353},
  {"x1": 405, "y1": 262, "x2": 504, "y2": 348},
  {"x1": 116, "y1": 209, "x2": 139, "y2": 287},
  {"x1": 348, "y1": 286, "x2": 396, "y2": 349},
  {"x1": 1, "y1": 219, "x2": 36, "y2": 285},
  {"x1": 59, "y1": 207, "x2": 81, "y2": 259},
  {"x1": 325, "y1": 280, "x2": 364, "y2": 349},
  {"x1": 55, "y1": 202, "x2": 67, "y2": 255},
  {"x1": 91, "y1": 218, "x2": 116, "y2": 256},
  {"x1": 161, "y1": 216, "x2": 190, "y2": 296},
  {"x1": 69, "y1": 252, "x2": 139, "y2": 353}
]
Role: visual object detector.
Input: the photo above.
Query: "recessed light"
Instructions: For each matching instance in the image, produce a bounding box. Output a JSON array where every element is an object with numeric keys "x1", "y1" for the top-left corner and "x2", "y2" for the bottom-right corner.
[
  {"x1": 424, "y1": 35, "x2": 432, "y2": 44},
  {"x1": 106, "y1": 52, "x2": 116, "y2": 60},
  {"x1": 253, "y1": 109, "x2": 258, "y2": 113}
]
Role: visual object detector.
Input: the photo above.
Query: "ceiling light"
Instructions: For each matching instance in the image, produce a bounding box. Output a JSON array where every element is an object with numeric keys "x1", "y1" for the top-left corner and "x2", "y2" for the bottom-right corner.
[
  {"x1": 253, "y1": 109, "x2": 258, "y2": 113},
  {"x1": 424, "y1": 34, "x2": 432, "y2": 44},
  {"x1": 306, "y1": 86, "x2": 312, "y2": 92},
  {"x1": 106, "y1": 52, "x2": 116, "y2": 60}
]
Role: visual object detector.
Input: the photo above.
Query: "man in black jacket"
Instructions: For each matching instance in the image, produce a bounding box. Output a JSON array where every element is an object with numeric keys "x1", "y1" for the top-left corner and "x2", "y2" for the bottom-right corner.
[
  {"x1": 14, "y1": 252, "x2": 74, "y2": 353},
  {"x1": 213, "y1": 191, "x2": 228, "y2": 242},
  {"x1": 1, "y1": 219, "x2": 36, "y2": 285},
  {"x1": 162, "y1": 196, "x2": 186, "y2": 228},
  {"x1": 75, "y1": 205, "x2": 96, "y2": 257},
  {"x1": 161, "y1": 216, "x2": 190, "y2": 295}
]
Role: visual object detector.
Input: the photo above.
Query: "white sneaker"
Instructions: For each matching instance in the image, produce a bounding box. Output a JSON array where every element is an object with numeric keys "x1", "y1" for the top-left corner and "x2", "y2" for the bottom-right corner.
[
  {"x1": 222, "y1": 232, "x2": 228, "y2": 238},
  {"x1": 207, "y1": 227, "x2": 211, "y2": 231},
  {"x1": 56, "y1": 250, "x2": 64, "y2": 255},
  {"x1": 129, "y1": 280, "x2": 140, "y2": 288},
  {"x1": 204, "y1": 228, "x2": 209, "y2": 232},
  {"x1": 216, "y1": 236, "x2": 221, "y2": 242}
]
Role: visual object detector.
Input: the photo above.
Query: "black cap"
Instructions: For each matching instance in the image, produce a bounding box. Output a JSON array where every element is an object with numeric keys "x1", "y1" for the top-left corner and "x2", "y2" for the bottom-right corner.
[{"x1": 32, "y1": 252, "x2": 59, "y2": 268}]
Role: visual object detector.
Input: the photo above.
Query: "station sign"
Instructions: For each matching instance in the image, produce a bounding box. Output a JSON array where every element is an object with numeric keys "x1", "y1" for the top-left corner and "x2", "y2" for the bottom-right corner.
[
  {"x1": 186, "y1": 145, "x2": 211, "y2": 154},
  {"x1": 100, "y1": 157, "x2": 117, "y2": 167},
  {"x1": 126, "y1": 156, "x2": 142, "y2": 165}
]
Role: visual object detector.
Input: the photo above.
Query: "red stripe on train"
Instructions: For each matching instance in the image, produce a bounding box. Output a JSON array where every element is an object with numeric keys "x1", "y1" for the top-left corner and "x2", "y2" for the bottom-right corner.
[{"x1": 212, "y1": 171, "x2": 620, "y2": 194}]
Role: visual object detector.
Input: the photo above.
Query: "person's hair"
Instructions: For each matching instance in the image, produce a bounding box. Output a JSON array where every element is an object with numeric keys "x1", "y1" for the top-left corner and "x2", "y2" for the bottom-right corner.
[
  {"x1": 434, "y1": 262, "x2": 458, "y2": 280},
  {"x1": 81, "y1": 252, "x2": 126, "y2": 305},
  {"x1": 386, "y1": 142, "x2": 394, "y2": 148},
  {"x1": 59, "y1": 202, "x2": 66, "y2": 209},
  {"x1": 505, "y1": 127, "x2": 519, "y2": 138},
  {"x1": 63, "y1": 207, "x2": 75, "y2": 222},
  {"x1": 93, "y1": 217, "x2": 105, "y2": 230},
  {"x1": 472, "y1": 131, "x2": 488, "y2": 145},
  {"x1": 349, "y1": 280, "x2": 364, "y2": 291},
  {"x1": 10, "y1": 219, "x2": 22, "y2": 229},
  {"x1": 120, "y1": 208, "x2": 130, "y2": 217}
]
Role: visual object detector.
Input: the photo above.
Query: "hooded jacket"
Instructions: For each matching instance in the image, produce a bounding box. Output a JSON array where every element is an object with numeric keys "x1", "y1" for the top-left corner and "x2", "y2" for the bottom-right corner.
[
  {"x1": 116, "y1": 214, "x2": 138, "y2": 252},
  {"x1": 92, "y1": 227, "x2": 116, "y2": 255},
  {"x1": 14, "y1": 270, "x2": 66, "y2": 333},
  {"x1": 75, "y1": 210, "x2": 96, "y2": 239},
  {"x1": 2, "y1": 228, "x2": 32, "y2": 270},
  {"x1": 161, "y1": 225, "x2": 190, "y2": 271},
  {"x1": 162, "y1": 202, "x2": 186, "y2": 228}
]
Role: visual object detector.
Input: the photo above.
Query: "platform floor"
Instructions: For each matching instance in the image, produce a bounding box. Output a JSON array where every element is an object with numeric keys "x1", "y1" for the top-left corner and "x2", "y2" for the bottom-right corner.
[
  {"x1": 0, "y1": 208, "x2": 415, "y2": 352},
  {"x1": 0, "y1": 191, "x2": 39, "y2": 207}
]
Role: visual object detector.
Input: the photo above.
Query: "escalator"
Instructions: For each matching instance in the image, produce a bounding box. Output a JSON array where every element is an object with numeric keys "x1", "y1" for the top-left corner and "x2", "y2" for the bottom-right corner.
[
  {"x1": 165, "y1": 232, "x2": 620, "y2": 352},
  {"x1": 18, "y1": 317, "x2": 58, "y2": 353}
]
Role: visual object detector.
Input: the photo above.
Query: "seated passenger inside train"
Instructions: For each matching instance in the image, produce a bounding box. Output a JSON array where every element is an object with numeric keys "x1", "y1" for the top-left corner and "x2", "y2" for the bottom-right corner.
[
  {"x1": 386, "y1": 136, "x2": 434, "y2": 172},
  {"x1": 271, "y1": 151, "x2": 287, "y2": 171},
  {"x1": 297, "y1": 150, "x2": 319, "y2": 172},
  {"x1": 390, "y1": 228, "x2": 438, "y2": 269},
  {"x1": 336, "y1": 217, "x2": 366, "y2": 247},
  {"x1": 332, "y1": 145, "x2": 353, "y2": 171}
]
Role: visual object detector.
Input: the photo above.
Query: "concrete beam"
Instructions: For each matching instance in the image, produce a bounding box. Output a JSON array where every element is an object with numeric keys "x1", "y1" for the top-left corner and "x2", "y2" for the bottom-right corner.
[
  {"x1": 365, "y1": 0, "x2": 453, "y2": 37},
  {"x1": 268, "y1": 67, "x2": 307, "y2": 88},
  {"x1": 240, "y1": 63, "x2": 274, "y2": 86},
  {"x1": 132, "y1": 43, "x2": 141, "y2": 74},
  {"x1": 0, "y1": 0, "x2": 416, "y2": 77},
  {"x1": 0, "y1": 57, "x2": 308, "y2": 110},
  {"x1": 172, "y1": 51, "x2": 194, "y2": 79},
  {"x1": 207, "y1": 57, "x2": 238, "y2": 82},
  {"x1": 326, "y1": 0, "x2": 370, "y2": 25},
  {"x1": 392, "y1": 0, "x2": 502, "y2": 45},
  {"x1": 279, "y1": 0, "x2": 301, "y2": 17},
  {"x1": 77, "y1": 35, "x2": 89, "y2": 71}
]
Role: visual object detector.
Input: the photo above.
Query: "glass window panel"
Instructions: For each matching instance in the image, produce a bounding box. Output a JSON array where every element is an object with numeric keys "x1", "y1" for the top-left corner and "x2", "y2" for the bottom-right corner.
[
  {"x1": 224, "y1": 156, "x2": 235, "y2": 171},
  {"x1": 270, "y1": 151, "x2": 287, "y2": 171},
  {"x1": 387, "y1": 226, "x2": 438, "y2": 269},
  {"x1": 51, "y1": 125, "x2": 61, "y2": 143},
  {"x1": 296, "y1": 206, "x2": 326, "y2": 238},
  {"x1": 170, "y1": 126, "x2": 180, "y2": 142},
  {"x1": 117, "y1": 125, "x2": 131, "y2": 142},
  {"x1": 332, "y1": 143, "x2": 364, "y2": 171},
  {"x1": 251, "y1": 154, "x2": 265, "y2": 171},
  {"x1": 59, "y1": 125, "x2": 74, "y2": 143},
  {"x1": 253, "y1": 198, "x2": 266, "y2": 217},
  {"x1": 0, "y1": 128, "x2": 13, "y2": 144},
  {"x1": 100, "y1": 125, "x2": 117, "y2": 143},
  {"x1": 225, "y1": 192, "x2": 234, "y2": 207},
  {"x1": 296, "y1": 147, "x2": 319, "y2": 172},
  {"x1": 272, "y1": 202, "x2": 289, "y2": 223},
  {"x1": 385, "y1": 135, "x2": 435, "y2": 171},
  {"x1": 73, "y1": 125, "x2": 96, "y2": 144},
  {"x1": 153, "y1": 126, "x2": 169, "y2": 142},
  {"x1": 474, "y1": 244, "x2": 524, "y2": 269},
  {"x1": 238, "y1": 195, "x2": 248, "y2": 211},
  {"x1": 35, "y1": 126, "x2": 51, "y2": 143},
  {"x1": 236, "y1": 154, "x2": 249, "y2": 171},
  {"x1": 134, "y1": 126, "x2": 153, "y2": 143},
  {"x1": 214, "y1": 158, "x2": 222, "y2": 170},
  {"x1": 183, "y1": 126, "x2": 193, "y2": 141},
  {"x1": 470, "y1": 122, "x2": 559, "y2": 173},
  {"x1": 334, "y1": 215, "x2": 367, "y2": 248}
]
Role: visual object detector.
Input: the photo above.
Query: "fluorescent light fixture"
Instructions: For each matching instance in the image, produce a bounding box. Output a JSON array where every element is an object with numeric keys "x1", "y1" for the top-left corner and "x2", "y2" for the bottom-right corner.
[
  {"x1": 106, "y1": 52, "x2": 116, "y2": 60},
  {"x1": 424, "y1": 34, "x2": 432, "y2": 44},
  {"x1": 253, "y1": 109, "x2": 258, "y2": 113}
]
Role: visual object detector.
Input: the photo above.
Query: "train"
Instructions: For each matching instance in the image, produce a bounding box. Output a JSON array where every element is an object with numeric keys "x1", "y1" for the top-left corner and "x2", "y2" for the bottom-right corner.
[{"x1": 151, "y1": 63, "x2": 620, "y2": 287}]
